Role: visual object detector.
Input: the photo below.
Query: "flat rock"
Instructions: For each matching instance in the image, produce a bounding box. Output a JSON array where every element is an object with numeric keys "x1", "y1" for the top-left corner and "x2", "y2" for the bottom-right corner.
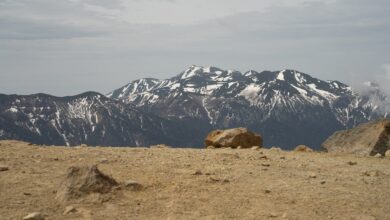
[
  {"x1": 23, "y1": 212, "x2": 45, "y2": 220},
  {"x1": 269, "y1": 147, "x2": 282, "y2": 152},
  {"x1": 251, "y1": 146, "x2": 261, "y2": 150},
  {"x1": 63, "y1": 206, "x2": 77, "y2": 215},
  {"x1": 124, "y1": 180, "x2": 143, "y2": 191},
  {"x1": 204, "y1": 128, "x2": 262, "y2": 149},
  {"x1": 150, "y1": 144, "x2": 171, "y2": 149},
  {"x1": 99, "y1": 158, "x2": 109, "y2": 164},
  {"x1": 322, "y1": 119, "x2": 390, "y2": 156},
  {"x1": 294, "y1": 145, "x2": 313, "y2": 152}
]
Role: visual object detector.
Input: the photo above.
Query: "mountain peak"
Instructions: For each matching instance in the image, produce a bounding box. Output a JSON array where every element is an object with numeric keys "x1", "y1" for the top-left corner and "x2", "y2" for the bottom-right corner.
[{"x1": 180, "y1": 65, "x2": 224, "y2": 79}]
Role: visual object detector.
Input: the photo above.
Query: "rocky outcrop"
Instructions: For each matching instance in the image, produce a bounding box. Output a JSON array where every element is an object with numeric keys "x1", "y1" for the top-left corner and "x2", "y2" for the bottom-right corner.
[
  {"x1": 56, "y1": 165, "x2": 118, "y2": 201},
  {"x1": 322, "y1": 119, "x2": 390, "y2": 156},
  {"x1": 204, "y1": 128, "x2": 262, "y2": 148}
]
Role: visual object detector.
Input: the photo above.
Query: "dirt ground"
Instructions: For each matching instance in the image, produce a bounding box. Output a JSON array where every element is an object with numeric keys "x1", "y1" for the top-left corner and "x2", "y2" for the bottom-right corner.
[{"x1": 1, "y1": 140, "x2": 390, "y2": 220}]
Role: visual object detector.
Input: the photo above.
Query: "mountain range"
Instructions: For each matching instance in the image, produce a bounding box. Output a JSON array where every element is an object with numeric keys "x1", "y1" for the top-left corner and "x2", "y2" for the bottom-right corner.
[{"x1": 1, "y1": 66, "x2": 389, "y2": 149}]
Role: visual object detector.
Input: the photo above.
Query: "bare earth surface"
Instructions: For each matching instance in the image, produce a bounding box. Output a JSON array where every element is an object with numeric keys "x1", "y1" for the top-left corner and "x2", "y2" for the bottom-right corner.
[{"x1": 1, "y1": 140, "x2": 390, "y2": 220}]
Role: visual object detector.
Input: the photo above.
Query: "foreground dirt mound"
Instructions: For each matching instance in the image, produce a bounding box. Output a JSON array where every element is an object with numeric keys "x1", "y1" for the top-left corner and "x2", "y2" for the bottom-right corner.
[
  {"x1": 322, "y1": 119, "x2": 390, "y2": 156},
  {"x1": 56, "y1": 165, "x2": 118, "y2": 201},
  {"x1": 204, "y1": 127, "x2": 262, "y2": 148}
]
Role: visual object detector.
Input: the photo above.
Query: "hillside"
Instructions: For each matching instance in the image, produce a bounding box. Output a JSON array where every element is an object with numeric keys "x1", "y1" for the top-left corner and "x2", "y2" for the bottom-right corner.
[
  {"x1": 1, "y1": 140, "x2": 389, "y2": 219},
  {"x1": 0, "y1": 93, "x2": 191, "y2": 147}
]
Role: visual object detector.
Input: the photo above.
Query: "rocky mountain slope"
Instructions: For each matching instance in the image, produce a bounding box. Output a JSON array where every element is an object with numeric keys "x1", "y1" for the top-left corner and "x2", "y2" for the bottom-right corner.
[
  {"x1": 1, "y1": 66, "x2": 388, "y2": 149},
  {"x1": 108, "y1": 65, "x2": 389, "y2": 149},
  {"x1": 0, "y1": 92, "x2": 190, "y2": 146}
]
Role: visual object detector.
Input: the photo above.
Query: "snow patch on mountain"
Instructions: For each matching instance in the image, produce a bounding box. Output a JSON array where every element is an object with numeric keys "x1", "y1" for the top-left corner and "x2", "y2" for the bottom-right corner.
[
  {"x1": 277, "y1": 70, "x2": 286, "y2": 81},
  {"x1": 239, "y1": 84, "x2": 263, "y2": 105}
]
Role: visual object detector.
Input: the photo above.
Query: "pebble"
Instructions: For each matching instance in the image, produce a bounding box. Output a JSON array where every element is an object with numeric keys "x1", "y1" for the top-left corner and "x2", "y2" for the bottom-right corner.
[
  {"x1": 347, "y1": 161, "x2": 357, "y2": 166},
  {"x1": 124, "y1": 180, "x2": 143, "y2": 191},
  {"x1": 63, "y1": 206, "x2": 77, "y2": 215},
  {"x1": 99, "y1": 158, "x2": 109, "y2": 164},
  {"x1": 269, "y1": 147, "x2": 282, "y2": 152},
  {"x1": 385, "y1": 150, "x2": 390, "y2": 157},
  {"x1": 259, "y1": 155, "x2": 269, "y2": 160},
  {"x1": 193, "y1": 170, "x2": 203, "y2": 175},
  {"x1": 374, "y1": 153, "x2": 383, "y2": 158},
  {"x1": 251, "y1": 146, "x2": 261, "y2": 150},
  {"x1": 261, "y1": 163, "x2": 271, "y2": 167},
  {"x1": 209, "y1": 177, "x2": 230, "y2": 183},
  {"x1": 363, "y1": 170, "x2": 384, "y2": 177},
  {"x1": 23, "y1": 212, "x2": 45, "y2": 220},
  {"x1": 0, "y1": 165, "x2": 9, "y2": 171},
  {"x1": 269, "y1": 213, "x2": 278, "y2": 218},
  {"x1": 309, "y1": 173, "x2": 317, "y2": 178},
  {"x1": 264, "y1": 189, "x2": 271, "y2": 194}
]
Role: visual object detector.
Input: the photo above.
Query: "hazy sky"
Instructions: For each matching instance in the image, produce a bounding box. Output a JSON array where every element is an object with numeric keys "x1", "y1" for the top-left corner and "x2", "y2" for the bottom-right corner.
[{"x1": 1, "y1": 0, "x2": 390, "y2": 96}]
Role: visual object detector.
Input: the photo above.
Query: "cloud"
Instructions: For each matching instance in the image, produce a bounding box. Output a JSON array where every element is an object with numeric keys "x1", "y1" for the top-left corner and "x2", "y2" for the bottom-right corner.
[
  {"x1": 0, "y1": 0, "x2": 390, "y2": 95},
  {"x1": 382, "y1": 64, "x2": 390, "y2": 77},
  {"x1": 0, "y1": 0, "x2": 124, "y2": 39}
]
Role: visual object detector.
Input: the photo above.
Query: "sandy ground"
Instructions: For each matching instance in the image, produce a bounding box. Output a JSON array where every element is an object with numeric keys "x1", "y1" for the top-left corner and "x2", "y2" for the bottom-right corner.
[{"x1": 1, "y1": 140, "x2": 390, "y2": 220}]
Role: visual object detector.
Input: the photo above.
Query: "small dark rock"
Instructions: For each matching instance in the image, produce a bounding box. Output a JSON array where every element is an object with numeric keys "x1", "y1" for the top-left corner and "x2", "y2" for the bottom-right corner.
[
  {"x1": 0, "y1": 165, "x2": 9, "y2": 171},
  {"x1": 124, "y1": 180, "x2": 143, "y2": 191}
]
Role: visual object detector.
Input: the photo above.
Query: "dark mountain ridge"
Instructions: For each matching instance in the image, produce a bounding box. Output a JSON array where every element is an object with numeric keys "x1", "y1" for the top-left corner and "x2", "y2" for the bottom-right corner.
[
  {"x1": 108, "y1": 66, "x2": 389, "y2": 149},
  {"x1": 1, "y1": 66, "x2": 388, "y2": 149},
  {"x1": 0, "y1": 92, "x2": 192, "y2": 147}
]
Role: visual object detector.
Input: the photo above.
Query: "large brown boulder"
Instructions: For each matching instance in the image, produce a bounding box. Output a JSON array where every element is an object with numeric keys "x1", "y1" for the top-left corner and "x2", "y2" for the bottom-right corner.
[
  {"x1": 204, "y1": 128, "x2": 262, "y2": 148},
  {"x1": 322, "y1": 119, "x2": 390, "y2": 156}
]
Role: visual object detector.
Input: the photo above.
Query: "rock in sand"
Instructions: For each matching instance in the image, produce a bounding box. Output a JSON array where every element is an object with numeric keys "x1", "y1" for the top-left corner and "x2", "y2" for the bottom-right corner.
[
  {"x1": 0, "y1": 165, "x2": 9, "y2": 171},
  {"x1": 294, "y1": 145, "x2": 313, "y2": 152},
  {"x1": 23, "y1": 212, "x2": 44, "y2": 220},
  {"x1": 56, "y1": 165, "x2": 118, "y2": 201},
  {"x1": 204, "y1": 128, "x2": 262, "y2": 149}
]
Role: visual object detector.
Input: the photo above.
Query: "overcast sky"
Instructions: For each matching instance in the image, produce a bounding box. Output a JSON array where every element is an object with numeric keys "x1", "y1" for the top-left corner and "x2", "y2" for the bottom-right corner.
[{"x1": 1, "y1": 0, "x2": 389, "y2": 96}]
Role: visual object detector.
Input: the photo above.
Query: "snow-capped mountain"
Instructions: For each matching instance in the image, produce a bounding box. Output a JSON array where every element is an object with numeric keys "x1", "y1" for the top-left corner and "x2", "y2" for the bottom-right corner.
[
  {"x1": 2, "y1": 66, "x2": 388, "y2": 149},
  {"x1": 0, "y1": 92, "x2": 191, "y2": 147},
  {"x1": 108, "y1": 65, "x2": 390, "y2": 149}
]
